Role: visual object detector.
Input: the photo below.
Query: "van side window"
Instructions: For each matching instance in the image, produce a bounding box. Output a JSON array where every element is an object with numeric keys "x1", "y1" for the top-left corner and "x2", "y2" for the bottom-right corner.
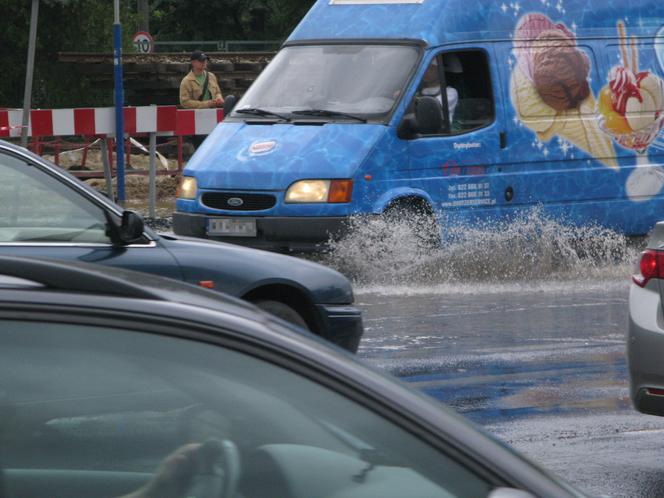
[{"x1": 411, "y1": 51, "x2": 495, "y2": 136}]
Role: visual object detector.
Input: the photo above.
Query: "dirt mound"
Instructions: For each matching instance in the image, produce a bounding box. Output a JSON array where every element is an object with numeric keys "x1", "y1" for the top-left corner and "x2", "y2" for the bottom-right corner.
[
  {"x1": 43, "y1": 148, "x2": 180, "y2": 171},
  {"x1": 85, "y1": 175, "x2": 178, "y2": 199}
]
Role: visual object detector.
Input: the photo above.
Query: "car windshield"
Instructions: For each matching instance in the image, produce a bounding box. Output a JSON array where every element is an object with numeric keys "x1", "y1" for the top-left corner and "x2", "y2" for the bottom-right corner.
[{"x1": 232, "y1": 44, "x2": 420, "y2": 122}]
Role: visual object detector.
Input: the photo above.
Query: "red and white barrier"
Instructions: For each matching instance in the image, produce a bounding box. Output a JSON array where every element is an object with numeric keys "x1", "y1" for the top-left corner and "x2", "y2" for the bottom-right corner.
[{"x1": 0, "y1": 106, "x2": 224, "y2": 138}]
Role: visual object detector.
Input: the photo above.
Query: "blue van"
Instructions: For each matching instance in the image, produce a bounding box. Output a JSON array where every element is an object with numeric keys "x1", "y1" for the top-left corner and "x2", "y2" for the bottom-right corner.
[{"x1": 173, "y1": 0, "x2": 664, "y2": 251}]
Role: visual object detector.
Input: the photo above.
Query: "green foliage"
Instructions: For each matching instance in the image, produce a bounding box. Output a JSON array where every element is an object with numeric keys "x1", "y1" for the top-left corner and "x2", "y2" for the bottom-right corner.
[
  {"x1": 150, "y1": 0, "x2": 314, "y2": 42},
  {"x1": 0, "y1": 0, "x2": 140, "y2": 108},
  {"x1": 0, "y1": 0, "x2": 315, "y2": 108}
]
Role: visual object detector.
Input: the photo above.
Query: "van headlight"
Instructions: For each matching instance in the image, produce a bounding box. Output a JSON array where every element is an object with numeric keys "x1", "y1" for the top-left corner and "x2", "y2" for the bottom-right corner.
[
  {"x1": 285, "y1": 180, "x2": 353, "y2": 203},
  {"x1": 177, "y1": 177, "x2": 198, "y2": 199}
]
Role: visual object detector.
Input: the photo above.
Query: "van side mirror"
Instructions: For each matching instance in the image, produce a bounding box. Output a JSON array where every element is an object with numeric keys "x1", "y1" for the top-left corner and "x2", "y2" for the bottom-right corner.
[
  {"x1": 414, "y1": 96, "x2": 443, "y2": 134},
  {"x1": 224, "y1": 95, "x2": 237, "y2": 117},
  {"x1": 397, "y1": 96, "x2": 444, "y2": 139},
  {"x1": 397, "y1": 115, "x2": 415, "y2": 139},
  {"x1": 105, "y1": 210, "x2": 145, "y2": 245}
]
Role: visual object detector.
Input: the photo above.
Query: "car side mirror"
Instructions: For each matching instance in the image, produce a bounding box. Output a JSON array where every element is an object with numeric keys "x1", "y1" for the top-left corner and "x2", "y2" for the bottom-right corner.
[
  {"x1": 105, "y1": 210, "x2": 145, "y2": 245},
  {"x1": 487, "y1": 487, "x2": 537, "y2": 498}
]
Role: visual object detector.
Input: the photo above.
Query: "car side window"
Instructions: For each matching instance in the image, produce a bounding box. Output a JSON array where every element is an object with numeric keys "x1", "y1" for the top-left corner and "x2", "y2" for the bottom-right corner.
[
  {"x1": 0, "y1": 321, "x2": 494, "y2": 498},
  {"x1": 0, "y1": 152, "x2": 111, "y2": 243},
  {"x1": 410, "y1": 50, "x2": 495, "y2": 136}
]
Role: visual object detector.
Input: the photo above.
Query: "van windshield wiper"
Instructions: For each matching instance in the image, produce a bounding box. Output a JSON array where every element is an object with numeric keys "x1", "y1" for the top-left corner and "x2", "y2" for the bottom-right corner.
[
  {"x1": 234, "y1": 108, "x2": 290, "y2": 121},
  {"x1": 291, "y1": 109, "x2": 367, "y2": 123}
]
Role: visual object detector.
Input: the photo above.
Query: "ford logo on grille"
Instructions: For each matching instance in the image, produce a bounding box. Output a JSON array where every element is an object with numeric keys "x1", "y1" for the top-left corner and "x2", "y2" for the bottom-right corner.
[{"x1": 227, "y1": 197, "x2": 244, "y2": 207}]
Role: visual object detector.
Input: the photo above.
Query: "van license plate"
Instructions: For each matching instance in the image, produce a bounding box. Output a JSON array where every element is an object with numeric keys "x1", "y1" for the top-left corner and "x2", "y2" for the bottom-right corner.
[{"x1": 208, "y1": 218, "x2": 257, "y2": 237}]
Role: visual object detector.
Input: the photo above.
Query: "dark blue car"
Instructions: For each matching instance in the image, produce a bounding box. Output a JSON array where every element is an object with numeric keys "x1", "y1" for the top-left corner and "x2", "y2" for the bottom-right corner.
[{"x1": 0, "y1": 139, "x2": 362, "y2": 352}]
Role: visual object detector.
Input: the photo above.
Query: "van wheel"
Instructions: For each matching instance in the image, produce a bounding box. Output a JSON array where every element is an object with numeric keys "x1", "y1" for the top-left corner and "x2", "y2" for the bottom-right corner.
[
  {"x1": 253, "y1": 299, "x2": 309, "y2": 330},
  {"x1": 384, "y1": 201, "x2": 440, "y2": 248}
]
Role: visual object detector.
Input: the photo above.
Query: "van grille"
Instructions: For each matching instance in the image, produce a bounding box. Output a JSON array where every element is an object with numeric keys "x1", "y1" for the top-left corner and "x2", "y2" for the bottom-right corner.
[{"x1": 202, "y1": 192, "x2": 276, "y2": 211}]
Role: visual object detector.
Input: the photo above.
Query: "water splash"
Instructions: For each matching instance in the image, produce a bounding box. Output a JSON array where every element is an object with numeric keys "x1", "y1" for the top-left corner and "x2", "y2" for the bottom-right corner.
[{"x1": 320, "y1": 207, "x2": 643, "y2": 288}]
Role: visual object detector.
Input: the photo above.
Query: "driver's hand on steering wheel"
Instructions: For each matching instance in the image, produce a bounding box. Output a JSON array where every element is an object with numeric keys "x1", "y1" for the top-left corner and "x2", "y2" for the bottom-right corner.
[{"x1": 118, "y1": 443, "x2": 202, "y2": 498}]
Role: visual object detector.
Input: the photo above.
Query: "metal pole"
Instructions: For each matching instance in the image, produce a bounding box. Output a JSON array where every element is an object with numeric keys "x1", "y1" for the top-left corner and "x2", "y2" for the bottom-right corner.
[
  {"x1": 100, "y1": 139, "x2": 114, "y2": 200},
  {"x1": 148, "y1": 132, "x2": 156, "y2": 218},
  {"x1": 113, "y1": 0, "x2": 126, "y2": 204},
  {"x1": 21, "y1": 0, "x2": 39, "y2": 148}
]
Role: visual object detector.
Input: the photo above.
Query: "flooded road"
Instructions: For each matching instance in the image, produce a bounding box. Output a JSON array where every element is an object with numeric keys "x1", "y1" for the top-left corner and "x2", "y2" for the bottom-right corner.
[
  {"x1": 315, "y1": 212, "x2": 664, "y2": 496},
  {"x1": 357, "y1": 281, "x2": 628, "y2": 423},
  {"x1": 352, "y1": 281, "x2": 664, "y2": 497}
]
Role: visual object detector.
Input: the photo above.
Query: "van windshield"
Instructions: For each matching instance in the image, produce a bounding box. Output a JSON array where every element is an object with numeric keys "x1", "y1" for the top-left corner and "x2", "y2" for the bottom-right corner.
[{"x1": 232, "y1": 44, "x2": 420, "y2": 122}]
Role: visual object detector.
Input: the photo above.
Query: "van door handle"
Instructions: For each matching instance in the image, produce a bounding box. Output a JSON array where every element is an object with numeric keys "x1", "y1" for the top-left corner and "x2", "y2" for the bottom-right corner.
[{"x1": 499, "y1": 132, "x2": 507, "y2": 149}]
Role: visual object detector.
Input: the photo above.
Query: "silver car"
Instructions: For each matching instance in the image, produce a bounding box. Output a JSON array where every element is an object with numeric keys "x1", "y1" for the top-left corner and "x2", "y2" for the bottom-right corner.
[{"x1": 628, "y1": 221, "x2": 664, "y2": 415}]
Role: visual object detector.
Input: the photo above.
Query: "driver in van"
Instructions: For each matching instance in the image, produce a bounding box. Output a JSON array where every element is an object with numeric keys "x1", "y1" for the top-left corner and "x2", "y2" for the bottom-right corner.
[{"x1": 420, "y1": 57, "x2": 459, "y2": 124}]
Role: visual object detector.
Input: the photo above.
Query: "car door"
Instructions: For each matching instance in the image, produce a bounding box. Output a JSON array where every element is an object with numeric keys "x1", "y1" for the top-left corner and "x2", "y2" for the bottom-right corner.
[
  {"x1": 406, "y1": 47, "x2": 503, "y2": 228},
  {"x1": 0, "y1": 147, "x2": 183, "y2": 278}
]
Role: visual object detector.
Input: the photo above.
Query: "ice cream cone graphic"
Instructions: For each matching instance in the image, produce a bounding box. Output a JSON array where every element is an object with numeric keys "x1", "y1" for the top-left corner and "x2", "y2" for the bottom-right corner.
[
  {"x1": 510, "y1": 65, "x2": 556, "y2": 134},
  {"x1": 554, "y1": 95, "x2": 617, "y2": 169},
  {"x1": 511, "y1": 13, "x2": 617, "y2": 169}
]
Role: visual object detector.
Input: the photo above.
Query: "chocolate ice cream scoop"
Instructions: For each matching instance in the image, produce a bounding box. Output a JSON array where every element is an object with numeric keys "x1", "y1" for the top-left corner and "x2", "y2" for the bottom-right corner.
[
  {"x1": 514, "y1": 13, "x2": 576, "y2": 81},
  {"x1": 532, "y1": 30, "x2": 591, "y2": 111}
]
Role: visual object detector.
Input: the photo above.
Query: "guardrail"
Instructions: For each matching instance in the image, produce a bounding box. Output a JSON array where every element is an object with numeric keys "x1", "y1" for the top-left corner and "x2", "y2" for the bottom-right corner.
[
  {"x1": 153, "y1": 40, "x2": 281, "y2": 52},
  {"x1": 0, "y1": 105, "x2": 224, "y2": 216}
]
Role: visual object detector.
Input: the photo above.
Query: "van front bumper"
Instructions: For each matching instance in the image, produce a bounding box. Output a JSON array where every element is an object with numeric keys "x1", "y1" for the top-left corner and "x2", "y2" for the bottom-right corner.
[{"x1": 172, "y1": 212, "x2": 348, "y2": 252}]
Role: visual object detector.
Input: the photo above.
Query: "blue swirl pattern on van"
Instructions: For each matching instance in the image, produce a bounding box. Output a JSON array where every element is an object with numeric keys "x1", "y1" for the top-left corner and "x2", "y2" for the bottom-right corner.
[
  {"x1": 289, "y1": 0, "x2": 663, "y2": 46},
  {"x1": 180, "y1": 122, "x2": 391, "y2": 217}
]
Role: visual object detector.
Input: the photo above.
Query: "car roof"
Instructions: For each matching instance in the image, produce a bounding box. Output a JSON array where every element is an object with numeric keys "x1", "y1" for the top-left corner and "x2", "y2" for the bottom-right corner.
[
  {"x1": 0, "y1": 255, "x2": 357, "y2": 361},
  {"x1": 0, "y1": 255, "x2": 279, "y2": 329}
]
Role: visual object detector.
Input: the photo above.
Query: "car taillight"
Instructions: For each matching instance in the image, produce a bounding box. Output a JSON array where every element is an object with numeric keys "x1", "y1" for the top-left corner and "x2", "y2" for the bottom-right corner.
[{"x1": 633, "y1": 249, "x2": 664, "y2": 287}]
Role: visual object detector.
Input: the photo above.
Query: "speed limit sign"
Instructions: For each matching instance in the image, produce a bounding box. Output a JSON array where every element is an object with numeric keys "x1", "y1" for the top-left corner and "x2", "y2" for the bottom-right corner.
[{"x1": 133, "y1": 31, "x2": 154, "y2": 54}]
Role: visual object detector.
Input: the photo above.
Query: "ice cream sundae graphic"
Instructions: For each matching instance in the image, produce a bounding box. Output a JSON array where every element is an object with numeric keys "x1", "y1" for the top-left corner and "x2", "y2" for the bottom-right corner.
[
  {"x1": 597, "y1": 21, "x2": 664, "y2": 200},
  {"x1": 598, "y1": 23, "x2": 664, "y2": 152},
  {"x1": 510, "y1": 13, "x2": 617, "y2": 169}
]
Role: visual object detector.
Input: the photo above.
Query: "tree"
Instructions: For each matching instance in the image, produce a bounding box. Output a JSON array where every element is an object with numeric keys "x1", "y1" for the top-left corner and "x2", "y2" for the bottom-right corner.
[
  {"x1": 150, "y1": 0, "x2": 315, "y2": 43},
  {"x1": 0, "y1": 0, "x2": 139, "y2": 107},
  {"x1": 0, "y1": 0, "x2": 315, "y2": 108}
]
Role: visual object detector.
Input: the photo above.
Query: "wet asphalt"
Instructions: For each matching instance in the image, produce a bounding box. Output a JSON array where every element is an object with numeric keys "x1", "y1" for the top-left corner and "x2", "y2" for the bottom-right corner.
[{"x1": 353, "y1": 279, "x2": 664, "y2": 497}]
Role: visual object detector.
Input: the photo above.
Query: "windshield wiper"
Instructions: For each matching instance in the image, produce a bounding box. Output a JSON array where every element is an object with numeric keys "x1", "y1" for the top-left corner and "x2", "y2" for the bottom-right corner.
[
  {"x1": 291, "y1": 109, "x2": 367, "y2": 123},
  {"x1": 234, "y1": 108, "x2": 290, "y2": 121}
]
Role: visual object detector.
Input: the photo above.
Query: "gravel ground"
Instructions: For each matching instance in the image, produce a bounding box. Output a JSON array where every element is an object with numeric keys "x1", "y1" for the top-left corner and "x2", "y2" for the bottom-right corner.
[
  {"x1": 86, "y1": 174, "x2": 178, "y2": 233},
  {"x1": 143, "y1": 215, "x2": 174, "y2": 233}
]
